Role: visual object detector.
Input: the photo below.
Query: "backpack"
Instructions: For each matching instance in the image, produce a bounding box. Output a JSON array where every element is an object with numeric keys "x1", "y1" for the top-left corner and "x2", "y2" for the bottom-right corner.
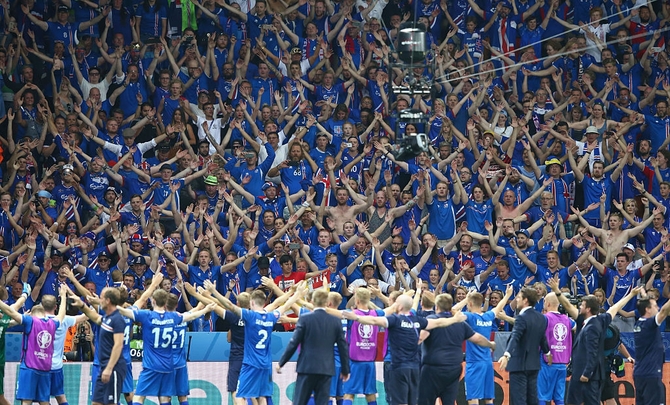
[{"x1": 603, "y1": 323, "x2": 620, "y2": 357}]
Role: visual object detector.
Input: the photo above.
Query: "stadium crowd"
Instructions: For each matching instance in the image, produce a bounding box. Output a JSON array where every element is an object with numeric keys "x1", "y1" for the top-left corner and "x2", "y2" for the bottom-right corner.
[{"x1": 0, "y1": 0, "x2": 670, "y2": 402}]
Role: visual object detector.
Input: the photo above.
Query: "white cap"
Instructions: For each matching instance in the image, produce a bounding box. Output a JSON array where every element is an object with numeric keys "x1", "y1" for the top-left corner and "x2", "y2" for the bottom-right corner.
[{"x1": 623, "y1": 243, "x2": 635, "y2": 251}]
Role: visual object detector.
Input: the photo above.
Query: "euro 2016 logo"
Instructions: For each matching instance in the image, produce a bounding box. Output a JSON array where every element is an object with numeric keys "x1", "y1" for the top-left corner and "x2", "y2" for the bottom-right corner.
[
  {"x1": 553, "y1": 323, "x2": 568, "y2": 342},
  {"x1": 37, "y1": 330, "x2": 53, "y2": 349},
  {"x1": 358, "y1": 323, "x2": 374, "y2": 339}
]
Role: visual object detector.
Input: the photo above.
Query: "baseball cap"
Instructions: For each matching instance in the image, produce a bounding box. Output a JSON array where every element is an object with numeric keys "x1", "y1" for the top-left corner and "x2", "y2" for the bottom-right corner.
[
  {"x1": 257, "y1": 256, "x2": 270, "y2": 269},
  {"x1": 129, "y1": 233, "x2": 143, "y2": 243},
  {"x1": 515, "y1": 229, "x2": 530, "y2": 237},
  {"x1": 160, "y1": 164, "x2": 173, "y2": 172},
  {"x1": 106, "y1": 186, "x2": 119, "y2": 196},
  {"x1": 262, "y1": 182, "x2": 277, "y2": 191},
  {"x1": 81, "y1": 231, "x2": 96, "y2": 241},
  {"x1": 623, "y1": 243, "x2": 635, "y2": 251},
  {"x1": 132, "y1": 256, "x2": 147, "y2": 266}
]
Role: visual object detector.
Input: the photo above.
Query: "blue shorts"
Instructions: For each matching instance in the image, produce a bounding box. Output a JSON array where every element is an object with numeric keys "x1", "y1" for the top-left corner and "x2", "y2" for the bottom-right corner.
[
  {"x1": 538, "y1": 362, "x2": 567, "y2": 401},
  {"x1": 123, "y1": 363, "x2": 134, "y2": 394},
  {"x1": 228, "y1": 359, "x2": 242, "y2": 392},
  {"x1": 135, "y1": 369, "x2": 176, "y2": 397},
  {"x1": 50, "y1": 368, "x2": 65, "y2": 396},
  {"x1": 343, "y1": 361, "x2": 377, "y2": 395},
  {"x1": 16, "y1": 366, "x2": 51, "y2": 402},
  {"x1": 236, "y1": 365, "x2": 272, "y2": 398},
  {"x1": 174, "y1": 366, "x2": 189, "y2": 396},
  {"x1": 91, "y1": 365, "x2": 126, "y2": 405},
  {"x1": 90, "y1": 364, "x2": 100, "y2": 398},
  {"x1": 330, "y1": 365, "x2": 344, "y2": 397},
  {"x1": 465, "y1": 361, "x2": 494, "y2": 400}
]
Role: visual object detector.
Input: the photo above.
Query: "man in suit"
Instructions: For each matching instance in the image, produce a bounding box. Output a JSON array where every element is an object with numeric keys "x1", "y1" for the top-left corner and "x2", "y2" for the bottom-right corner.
[
  {"x1": 565, "y1": 286, "x2": 641, "y2": 405},
  {"x1": 277, "y1": 289, "x2": 351, "y2": 405},
  {"x1": 498, "y1": 287, "x2": 551, "y2": 405}
]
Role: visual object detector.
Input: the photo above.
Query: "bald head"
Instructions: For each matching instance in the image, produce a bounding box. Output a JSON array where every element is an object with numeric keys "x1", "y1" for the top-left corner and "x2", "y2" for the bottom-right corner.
[
  {"x1": 544, "y1": 292, "x2": 559, "y2": 311},
  {"x1": 396, "y1": 294, "x2": 413, "y2": 311}
]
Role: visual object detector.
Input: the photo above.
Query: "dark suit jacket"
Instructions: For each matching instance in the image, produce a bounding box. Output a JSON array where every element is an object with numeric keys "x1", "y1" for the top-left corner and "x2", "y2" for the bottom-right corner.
[
  {"x1": 572, "y1": 313, "x2": 610, "y2": 381},
  {"x1": 505, "y1": 307, "x2": 550, "y2": 372},
  {"x1": 279, "y1": 308, "x2": 350, "y2": 376}
]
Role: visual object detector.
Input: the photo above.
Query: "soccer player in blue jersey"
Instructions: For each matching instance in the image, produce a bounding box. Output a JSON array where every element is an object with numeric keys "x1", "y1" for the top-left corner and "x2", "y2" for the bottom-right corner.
[
  {"x1": 166, "y1": 293, "x2": 193, "y2": 405},
  {"x1": 458, "y1": 286, "x2": 513, "y2": 405},
  {"x1": 202, "y1": 279, "x2": 305, "y2": 405},
  {"x1": 116, "y1": 289, "x2": 215, "y2": 405}
]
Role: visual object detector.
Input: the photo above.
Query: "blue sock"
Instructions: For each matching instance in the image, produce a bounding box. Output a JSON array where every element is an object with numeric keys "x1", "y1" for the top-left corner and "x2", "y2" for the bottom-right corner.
[
  {"x1": 342, "y1": 400, "x2": 353, "y2": 405},
  {"x1": 180, "y1": 401, "x2": 188, "y2": 405},
  {"x1": 336, "y1": 399, "x2": 343, "y2": 405},
  {"x1": 61, "y1": 402, "x2": 69, "y2": 405},
  {"x1": 368, "y1": 401, "x2": 377, "y2": 405},
  {"x1": 555, "y1": 401, "x2": 565, "y2": 405},
  {"x1": 538, "y1": 401, "x2": 547, "y2": 405},
  {"x1": 160, "y1": 402, "x2": 171, "y2": 405},
  {"x1": 306, "y1": 398, "x2": 315, "y2": 405}
]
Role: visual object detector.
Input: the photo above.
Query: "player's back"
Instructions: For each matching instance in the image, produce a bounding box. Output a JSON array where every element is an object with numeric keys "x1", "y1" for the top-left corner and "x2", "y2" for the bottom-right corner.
[
  {"x1": 134, "y1": 309, "x2": 183, "y2": 372},
  {"x1": 465, "y1": 311, "x2": 495, "y2": 362},
  {"x1": 241, "y1": 309, "x2": 279, "y2": 369},
  {"x1": 172, "y1": 316, "x2": 189, "y2": 368}
]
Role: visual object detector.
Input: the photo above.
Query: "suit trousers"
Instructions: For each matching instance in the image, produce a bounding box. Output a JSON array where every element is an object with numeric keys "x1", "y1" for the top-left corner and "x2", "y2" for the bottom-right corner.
[
  {"x1": 509, "y1": 370, "x2": 539, "y2": 405},
  {"x1": 292, "y1": 373, "x2": 332, "y2": 405}
]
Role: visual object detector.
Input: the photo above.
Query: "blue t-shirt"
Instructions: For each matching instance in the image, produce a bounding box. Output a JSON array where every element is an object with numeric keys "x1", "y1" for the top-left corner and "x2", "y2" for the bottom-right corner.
[
  {"x1": 98, "y1": 309, "x2": 127, "y2": 368},
  {"x1": 465, "y1": 311, "x2": 496, "y2": 362},
  {"x1": 385, "y1": 313, "x2": 428, "y2": 368}
]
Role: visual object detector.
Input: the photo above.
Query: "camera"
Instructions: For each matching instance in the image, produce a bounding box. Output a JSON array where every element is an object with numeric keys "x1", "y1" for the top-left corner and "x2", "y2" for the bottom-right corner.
[
  {"x1": 288, "y1": 243, "x2": 300, "y2": 250},
  {"x1": 558, "y1": 293, "x2": 581, "y2": 315}
]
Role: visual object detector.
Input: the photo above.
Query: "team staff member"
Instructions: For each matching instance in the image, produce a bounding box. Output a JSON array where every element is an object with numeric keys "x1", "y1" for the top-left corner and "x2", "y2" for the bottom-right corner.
[
  {"x1": 634, "y1": 291, "x2": 670, "y2": 405},
  {"x1": 343, "y1": 287, "x2": 467, "y2": 405},
  {"x1": 418, "y1": 293, "x2": 495, "y2": 405},
  {"x1": 91, "y1": 288, "x2": 126, "y2": 405}
]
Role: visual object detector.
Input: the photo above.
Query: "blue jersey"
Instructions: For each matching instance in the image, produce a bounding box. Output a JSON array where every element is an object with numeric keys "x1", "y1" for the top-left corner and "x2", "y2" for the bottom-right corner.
[
  {"x1": 122, "y1": 312, "x2": 133, "y2": 365},
  {"x1": 171, "y1": 314, "x2": 189, "y2": 368},
  {"x1": 464, "y1": 311, "x2": 495, "y2": 362},
  {"x1": 241, "y1": 309, "x2": 280, "y2": 369},
  {"x1": 133, "y1": 309, "x2": 183, "y2": 372}
]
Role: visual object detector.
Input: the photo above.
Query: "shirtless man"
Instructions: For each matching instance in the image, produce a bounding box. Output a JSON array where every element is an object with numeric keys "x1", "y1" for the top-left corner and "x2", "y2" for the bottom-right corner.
[
  {"x1": 574, "y1": 207, "x2": 660, "y2": 265},
  {"x1": 490, "y1": 168, "x2": 552, "y2": 220},
  {"x1": 318, "y1": 187, "x2": 372, "y2": 234}
]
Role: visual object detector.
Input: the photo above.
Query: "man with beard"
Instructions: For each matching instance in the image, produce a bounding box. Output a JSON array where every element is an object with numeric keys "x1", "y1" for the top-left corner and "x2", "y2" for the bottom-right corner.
[
  {"x1": 160, "y1": 37, "x2": 211, "y2": 104},
  {"x1": 267, "y1": 137, "x2": 316, "y2": 194},
  {"x1": 570, "y1": 151, "x2": 628, "y2": 227}
]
